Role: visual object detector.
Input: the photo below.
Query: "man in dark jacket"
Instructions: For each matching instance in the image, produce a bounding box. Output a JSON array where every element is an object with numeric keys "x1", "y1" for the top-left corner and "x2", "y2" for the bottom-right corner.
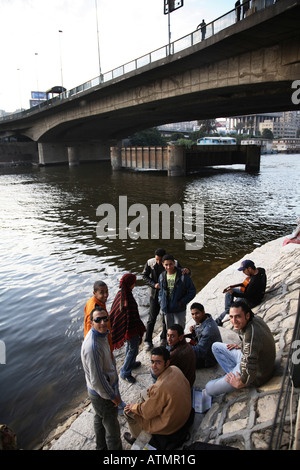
[
  {"x1": 167, "y1": 324, "x2": 196, "y2": 387},
  {"x1": 188, "y1": 303, "x2": 222, "y2": 368},
  {"x1": 158, "y1": 254, "x2": 196, "y2": 332},
  {"x1": 216, "y1": 259, "x2": 267, "y2": 326},
  {"x1": 142, "y1": 249, "x2": 189, "y2": 350}
]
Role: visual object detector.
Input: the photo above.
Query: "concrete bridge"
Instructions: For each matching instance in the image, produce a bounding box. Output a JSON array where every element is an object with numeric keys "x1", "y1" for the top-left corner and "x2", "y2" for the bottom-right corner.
[{"x1": 0, "y1": 0, "x2": 300, "y2": 166}]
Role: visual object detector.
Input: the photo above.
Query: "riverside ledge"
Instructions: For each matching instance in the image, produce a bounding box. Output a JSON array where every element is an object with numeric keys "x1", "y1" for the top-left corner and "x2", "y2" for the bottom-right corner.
[{"x1": 42, "y1": 237, "x2": 300, "y2": 451}]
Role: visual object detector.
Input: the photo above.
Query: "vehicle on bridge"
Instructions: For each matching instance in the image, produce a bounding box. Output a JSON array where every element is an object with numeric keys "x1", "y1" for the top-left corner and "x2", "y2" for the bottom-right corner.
[{"x1": 197, "y1": 136, "x2": 237, "y2": 145}]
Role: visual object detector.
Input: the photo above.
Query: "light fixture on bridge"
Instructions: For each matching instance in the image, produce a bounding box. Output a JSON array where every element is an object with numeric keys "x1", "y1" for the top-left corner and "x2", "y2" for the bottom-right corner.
[
  {"x1": 58, "y1": 30, "x2": 64, "y2": 88},
  {"x1": 94, "y1": 0, "x2": 102, "y2": 80},
  {"x1": 163, "y1": 1, "x2": 184, "y2": 55}
]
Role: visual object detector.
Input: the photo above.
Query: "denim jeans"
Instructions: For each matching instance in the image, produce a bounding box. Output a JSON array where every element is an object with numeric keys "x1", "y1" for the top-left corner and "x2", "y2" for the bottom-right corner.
[
  {"x1": 216, "y1": 287, "x2": 242, "y2": 323},
  {"x1": 88, "y1": 391, "x2": 122, "y2": 450},
  {"x1": 205, "y1": 342, "x2": 242, "y2": 397},
  {"x1": 120, "y1": 335, "x2": 140, "y2": 378},
  {"x1": 164, "y1": 310, "x2": 186, "y2": 331}
]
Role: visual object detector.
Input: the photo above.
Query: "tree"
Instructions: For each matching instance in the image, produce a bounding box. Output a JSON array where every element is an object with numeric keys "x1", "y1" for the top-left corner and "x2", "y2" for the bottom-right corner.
[
  {"x1": 197, "y1": 119, "x2": 217, "y2": 135},
  {"x1": 129, "y1": 128, "x2": 167, "y2": 146},
  {"x1": 262, "y1": 128, "x2": 274, "y2": 140}
]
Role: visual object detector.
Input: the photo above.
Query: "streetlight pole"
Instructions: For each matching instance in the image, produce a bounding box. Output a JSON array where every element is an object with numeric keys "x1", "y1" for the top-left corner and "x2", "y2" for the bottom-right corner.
[
  {"x1": 35, "y1": 52, "x2": 39, "y2": 93},
  {"x1": 58, "y1": 30, "x2": 64, "y2": 87},
  {"x1": 94, "y1": 0, "x2": 102, "y2": 80}
]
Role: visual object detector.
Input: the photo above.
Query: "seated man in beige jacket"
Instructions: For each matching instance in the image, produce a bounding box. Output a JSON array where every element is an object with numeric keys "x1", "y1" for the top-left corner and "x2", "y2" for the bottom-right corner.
[{"x1": 124, "y1": 346, "x2": 192, "y2": 448}]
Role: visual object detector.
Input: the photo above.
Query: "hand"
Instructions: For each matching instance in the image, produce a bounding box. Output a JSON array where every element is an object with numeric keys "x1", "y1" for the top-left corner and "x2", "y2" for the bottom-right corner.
[
  {"x1": 181, "y1": 268, "x2": 190, "y2": 275},
  {"x1": 112, "y1": 394, "x2": 121, "y2": 407},
  {"x1": 155, "y1": 283, "x2": 160, "y2": 289},
  {"x1": 189, "y1": 325, "x2": 195, "y2": 333},
  {"x1": 227, "y1": 344, "x2": 241, "y2": 350},
  {"x1": 124, "y1": 403, "x2": 134, "y2": 413},
  {"x1": 225, "y1": 371, "x2": 245, "y2": 389}
]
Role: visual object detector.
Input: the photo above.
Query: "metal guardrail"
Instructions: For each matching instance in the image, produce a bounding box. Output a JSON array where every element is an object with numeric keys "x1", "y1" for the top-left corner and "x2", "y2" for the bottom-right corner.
[
  {"x1": 1, "y1": 0, "x2": 277, "y2": 122},
  {"x1": 269, "y1": 290, "x2": 300, "y2": 450}
]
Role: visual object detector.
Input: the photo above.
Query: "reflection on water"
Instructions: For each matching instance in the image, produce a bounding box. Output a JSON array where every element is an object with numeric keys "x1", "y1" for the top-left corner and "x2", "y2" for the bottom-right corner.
[{"x1": 0, "y1": 154, "x2": 299, "y2": 448}]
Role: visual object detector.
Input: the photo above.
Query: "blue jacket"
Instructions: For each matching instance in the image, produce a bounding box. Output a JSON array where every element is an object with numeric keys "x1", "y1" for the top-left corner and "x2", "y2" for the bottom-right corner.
[
  {"x1": 192, "y1": 314, "x2": 222, "y2": 367},
  {"x1": 158, "y1": 268, "x2": 196, "y2": 314}
]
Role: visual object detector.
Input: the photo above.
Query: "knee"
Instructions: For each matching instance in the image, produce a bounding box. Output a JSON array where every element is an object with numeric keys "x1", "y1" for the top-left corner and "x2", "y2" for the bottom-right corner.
[{"x1": 211, "y1": 341, "x2": 223, "y2": 355}]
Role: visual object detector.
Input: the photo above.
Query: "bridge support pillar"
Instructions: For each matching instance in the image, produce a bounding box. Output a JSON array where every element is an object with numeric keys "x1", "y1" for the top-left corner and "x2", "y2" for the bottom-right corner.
[
  {"x1": 167, "y1": 145, "x2": 186, "y2": 176},
  {"x1": 38, "y1": 142, "x2": 67, "y2": 166},
  {"x1": 245, "y1": 145, "x2": 261, "y2": 172},
  {"x1": 110, "y1": 146, "x2": 122, "y2": 170},
  {"x1": 67, "y1": 146, "x2": 80, "y2": 166}
]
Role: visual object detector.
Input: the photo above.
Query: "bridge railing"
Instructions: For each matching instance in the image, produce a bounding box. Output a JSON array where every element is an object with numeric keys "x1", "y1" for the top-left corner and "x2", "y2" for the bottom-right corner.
[{"x1": 1, "y1": 0, "x2": 277, "y2": 122}]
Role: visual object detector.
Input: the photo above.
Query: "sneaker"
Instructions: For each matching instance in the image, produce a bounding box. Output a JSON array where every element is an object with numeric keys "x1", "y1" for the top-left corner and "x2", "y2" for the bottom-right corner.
[
  {"x1": 132, "y1": 361, "x2": 141, "y2": 369},
  {"x1": 121, "y1": 375, "x2": 136, "y2": 384},
  {"x1": 124, "y1": 432, "x2": 136, "y2": 445}
]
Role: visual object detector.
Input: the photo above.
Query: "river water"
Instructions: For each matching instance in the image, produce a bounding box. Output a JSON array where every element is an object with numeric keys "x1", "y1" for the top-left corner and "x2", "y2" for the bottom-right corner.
[{"x1": 0, "y1": 153, "x2": 299, "y2": 449}]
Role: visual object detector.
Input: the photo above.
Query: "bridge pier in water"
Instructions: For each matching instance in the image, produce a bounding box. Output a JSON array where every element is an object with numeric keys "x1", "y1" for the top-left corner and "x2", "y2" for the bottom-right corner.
[
  {"x1": 110, "y1": 144, "x2": 261, "y2": 176},
  {"x1": 37, "y1": 141, "x2": 111, "y2": 166}
]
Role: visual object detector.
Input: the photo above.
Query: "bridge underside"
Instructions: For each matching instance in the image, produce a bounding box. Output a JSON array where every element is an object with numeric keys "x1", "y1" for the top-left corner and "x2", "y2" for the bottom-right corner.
[{"x1": 36, "y1": 80, "x2": 296, "y2": 142}]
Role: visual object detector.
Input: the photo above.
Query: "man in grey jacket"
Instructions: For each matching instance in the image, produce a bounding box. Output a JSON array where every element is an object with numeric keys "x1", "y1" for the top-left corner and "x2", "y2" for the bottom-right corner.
[
  {"x1": 81, "y1": 307, "x2": 122, "y2": 450},
  {"x1": 205, "y1": 300, "x2": 275, "y2": 397}
]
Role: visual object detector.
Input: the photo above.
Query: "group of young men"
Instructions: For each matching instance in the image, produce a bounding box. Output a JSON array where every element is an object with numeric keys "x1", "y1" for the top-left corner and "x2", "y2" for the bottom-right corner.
[{"x1": 80, "y1": 249, "x2": 276, "y2": 450}]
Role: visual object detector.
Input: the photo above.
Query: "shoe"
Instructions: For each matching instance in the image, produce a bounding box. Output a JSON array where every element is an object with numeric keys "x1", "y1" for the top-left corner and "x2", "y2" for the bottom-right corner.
[
  {"x1": 124, "y1": 432, "x2": 136, "y2": 445},
  {"x1": 144, "y1": 342, "x2": 153, "y2": 351},
  {"x1": 132, "y1": 361, "x2": 141, "y2": 369},
  {"x1": 121, "y1": 375, "x2": 136, "y2": 384}
]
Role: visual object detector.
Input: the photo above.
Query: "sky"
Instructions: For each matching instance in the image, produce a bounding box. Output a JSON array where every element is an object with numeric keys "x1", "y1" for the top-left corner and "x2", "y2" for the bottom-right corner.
[{"x1": 0, "y1": 0, "x2": 235, "y2": 112}]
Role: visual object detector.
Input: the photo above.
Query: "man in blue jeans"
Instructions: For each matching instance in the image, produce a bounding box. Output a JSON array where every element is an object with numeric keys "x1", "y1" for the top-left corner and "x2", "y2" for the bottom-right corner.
[{"x1": 205, "y1": 300, "x2": 275, "y2": 397}]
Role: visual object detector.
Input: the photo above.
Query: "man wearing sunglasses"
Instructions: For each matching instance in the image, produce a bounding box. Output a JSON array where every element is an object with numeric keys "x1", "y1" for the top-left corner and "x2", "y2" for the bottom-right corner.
[{"x1": 81, "y1": 307, "x2": 122, "y2": 450}]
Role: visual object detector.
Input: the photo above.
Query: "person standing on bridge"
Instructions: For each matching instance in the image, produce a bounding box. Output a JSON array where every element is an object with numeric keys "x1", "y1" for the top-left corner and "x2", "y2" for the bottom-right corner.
[
  {"x1": 235, "y1": 1, "x2": 241, "y2": 21},
  {"x1": 242, "y1": 0, "x2": 250, "y2": 18},
  {"x1": 199, "y1": 19, "x2": 206, "y2": 40}
]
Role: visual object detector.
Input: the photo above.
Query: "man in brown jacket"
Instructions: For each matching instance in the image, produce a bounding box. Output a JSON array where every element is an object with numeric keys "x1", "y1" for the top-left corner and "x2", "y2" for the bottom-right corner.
[
  {"x1": 124, "y1": 346, "x2": 192, "y2": 445},
  {"x1": 167, "y1": 324, "x2": 196, "y2": 387}
]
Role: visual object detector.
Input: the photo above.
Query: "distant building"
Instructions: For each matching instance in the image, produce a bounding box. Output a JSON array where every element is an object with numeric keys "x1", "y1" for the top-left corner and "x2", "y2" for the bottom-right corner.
[{"x1": 259, "y1": 111, "x2": 300, "y2": 139}]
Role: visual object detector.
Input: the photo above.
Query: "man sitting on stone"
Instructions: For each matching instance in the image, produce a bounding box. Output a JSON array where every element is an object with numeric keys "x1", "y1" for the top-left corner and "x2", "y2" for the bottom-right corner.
[
  {"x1": 167, "y1": 324, "x2": 196, "y2": 387},
  {"x1": 205, "y1": 300, "x2": 275, "y2": 397},
  {"x1": 124, "y1": 346, "x2": 193, "y2": 449},
  {"x1": 187, "y1": 302, "x2": 222, "y2": 369},
  {"x1": 216, "y1": 259, "x2": 267, "y2": 326}
]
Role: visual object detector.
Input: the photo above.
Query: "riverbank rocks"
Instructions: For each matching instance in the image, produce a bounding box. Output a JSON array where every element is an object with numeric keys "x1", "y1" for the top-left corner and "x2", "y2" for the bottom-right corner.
[{"x1": 43, "y1": 237, "x2": 300, "y2": 451}]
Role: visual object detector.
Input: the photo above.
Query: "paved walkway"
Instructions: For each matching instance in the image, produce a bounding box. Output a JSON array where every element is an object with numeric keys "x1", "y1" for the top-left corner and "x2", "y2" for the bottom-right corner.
[{"x1": 42, "y1": 237, "x2": 300, "y2": 451}]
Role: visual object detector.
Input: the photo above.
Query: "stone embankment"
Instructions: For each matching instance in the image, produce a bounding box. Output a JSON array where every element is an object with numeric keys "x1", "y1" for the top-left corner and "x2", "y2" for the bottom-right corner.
[{"x1": 42, "y1": 237, "x2": 300, "y2": 451}]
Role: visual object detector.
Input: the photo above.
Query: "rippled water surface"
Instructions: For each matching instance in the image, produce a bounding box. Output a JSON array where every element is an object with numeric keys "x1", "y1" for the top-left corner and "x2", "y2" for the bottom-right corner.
[{"x1": 0, "y1": 154, "x2": 299, "y2": 448}]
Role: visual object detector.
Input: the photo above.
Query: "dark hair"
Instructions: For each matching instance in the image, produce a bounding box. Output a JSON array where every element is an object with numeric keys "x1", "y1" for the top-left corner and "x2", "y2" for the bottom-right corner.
[
  {"x1": 230, "y1": 300, "x2": 254, "y2": 320},
  {"x1": 155, "y1": 248, "x2": 166, "y2": 257},
  {"x1": 93, "y1": 280, "x2": 107, "y2": 292},
  {"x1": 190, "y1": 302, "x2": 204, "y2": 312},
  {"x1": 90, "y1": 306, "x2": 106, "y2": 321},
  {"x1": 151, "y1": 346, "x2": 170, "y2": 363},
  {"x1": 162, "y1": 254, "x2": 175, "y2": 262},
  {"x1": 168, "y1": 324, "x2": 184, "y2": 336}
]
